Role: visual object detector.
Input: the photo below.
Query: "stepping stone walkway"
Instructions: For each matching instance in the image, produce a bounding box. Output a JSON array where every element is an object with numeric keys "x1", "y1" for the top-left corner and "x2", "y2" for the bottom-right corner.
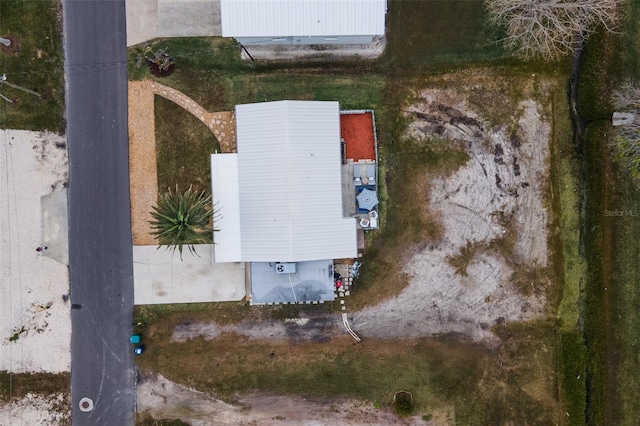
[{"x1": 148, "y1": 81, "x2": 237, "y2": 153}]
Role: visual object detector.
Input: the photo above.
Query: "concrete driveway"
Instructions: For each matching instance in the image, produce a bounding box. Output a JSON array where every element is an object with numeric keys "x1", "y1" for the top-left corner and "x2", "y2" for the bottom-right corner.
[
  {"x1": 133, "y1": 245, "x2": 246, "y2": 304},
  {"x1": 126, "y1": 0, "x2": 222, "y2": 46}
]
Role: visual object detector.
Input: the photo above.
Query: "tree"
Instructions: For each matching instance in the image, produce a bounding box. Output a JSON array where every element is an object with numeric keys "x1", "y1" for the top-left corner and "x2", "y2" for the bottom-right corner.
[
  {"x1": 611, "y1": 82, "x2": 640, "y2": 185},
  {"x1": 612, "y1": 81, "x2": 640, "y2": 110},
  {"x1": 485, "y1": 0, "x2": 621, "y2": 60},
  {"x1": 149, "y1": 185, "x2": 219, "y2": 260}
]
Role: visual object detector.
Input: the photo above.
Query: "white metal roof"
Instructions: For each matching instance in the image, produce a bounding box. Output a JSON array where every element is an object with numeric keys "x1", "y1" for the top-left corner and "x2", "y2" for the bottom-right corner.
[
  {"x1": 220, "y1": 0, "x2": 386, "y2": 38},
  {"x1": 211, "y1": 100, "x2": 357, "y2": 263},
  {"x1": 210, "y1": 154, "x2": 243, "y2": 262}
]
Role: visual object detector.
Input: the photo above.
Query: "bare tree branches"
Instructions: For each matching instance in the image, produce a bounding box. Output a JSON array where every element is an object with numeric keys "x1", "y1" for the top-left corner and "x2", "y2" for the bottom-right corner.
[
  {"x1": 485, "y1": 0, "x2": 621, "y2": 60},
  {"x1": 612, "y1": 81, "x2": 640, "y2": 110},
  {"x1": 611, "y1": 83, "x2": 640, "y2": 184}
]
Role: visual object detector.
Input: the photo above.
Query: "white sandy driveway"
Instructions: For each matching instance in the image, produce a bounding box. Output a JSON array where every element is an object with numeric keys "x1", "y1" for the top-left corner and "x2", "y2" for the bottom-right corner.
[{"x1": 0, "y1": 130, "x2": 71, "y2": 373}]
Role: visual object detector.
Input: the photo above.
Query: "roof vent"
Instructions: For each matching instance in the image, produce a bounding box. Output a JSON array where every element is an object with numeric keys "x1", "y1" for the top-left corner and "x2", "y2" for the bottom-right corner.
[{"x1": 275, "y1": 263, "x2": 297, "y2": 274}]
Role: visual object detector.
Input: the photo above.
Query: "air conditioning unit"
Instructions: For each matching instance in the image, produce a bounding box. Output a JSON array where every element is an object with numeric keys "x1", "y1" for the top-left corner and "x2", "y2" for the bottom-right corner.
[{"x1": 275, "y1": 263, "x2": 297, "y2": 274}]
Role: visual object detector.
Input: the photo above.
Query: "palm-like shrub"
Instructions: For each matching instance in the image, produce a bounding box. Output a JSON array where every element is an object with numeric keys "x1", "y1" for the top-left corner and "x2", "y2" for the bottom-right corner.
[
  {"x1": 143, "y1": 44, "x2": 174, "y2": 72},
  {"x1": 149, "y1": 185, "x2": 218, "y2": 260}
]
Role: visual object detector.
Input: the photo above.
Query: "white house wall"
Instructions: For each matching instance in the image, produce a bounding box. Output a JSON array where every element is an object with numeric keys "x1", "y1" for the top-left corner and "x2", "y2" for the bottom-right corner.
[
  {"x1": 211, "y1": 153, "x2": 243, "y2": 262},
  {"x1": 235, "y1": 35, "x2": 375, "y2": 46}
]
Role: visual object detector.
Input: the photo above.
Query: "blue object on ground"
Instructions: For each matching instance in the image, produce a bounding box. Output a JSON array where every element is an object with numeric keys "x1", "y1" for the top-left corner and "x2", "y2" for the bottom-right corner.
[
  {"x1": 129, "y1": 334, "x2": 141, "y2": 344},
  {"x1": 134, "y1": 345, "x2": 145, "y2": 355}
]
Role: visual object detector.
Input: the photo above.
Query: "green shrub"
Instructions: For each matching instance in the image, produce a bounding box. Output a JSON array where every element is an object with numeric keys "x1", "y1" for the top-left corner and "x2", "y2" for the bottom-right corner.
[{"x1": 394, "y1": 391, "x2": 414, "y2": 417}]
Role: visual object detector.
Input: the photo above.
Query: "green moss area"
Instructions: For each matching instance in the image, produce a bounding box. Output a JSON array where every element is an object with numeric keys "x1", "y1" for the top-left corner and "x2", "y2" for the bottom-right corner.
[
  {"x1": 0, "y1": 0, "x2": 64, "y2": 132},
  {"x1": 0, "y1": 371, "x2": 69, "y2": 402}
]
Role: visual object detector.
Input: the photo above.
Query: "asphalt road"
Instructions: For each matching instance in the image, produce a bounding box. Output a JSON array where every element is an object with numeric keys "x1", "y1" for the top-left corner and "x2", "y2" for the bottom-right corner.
[{"x1": 62, "y1": 0, "x2": 135, "y2": 424}]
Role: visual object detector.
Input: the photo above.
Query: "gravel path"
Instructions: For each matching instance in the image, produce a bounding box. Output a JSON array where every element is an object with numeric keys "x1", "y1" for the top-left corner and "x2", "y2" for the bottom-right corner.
[{"x1": 129, "y1": 81, "x2": 159, "y2": 245}]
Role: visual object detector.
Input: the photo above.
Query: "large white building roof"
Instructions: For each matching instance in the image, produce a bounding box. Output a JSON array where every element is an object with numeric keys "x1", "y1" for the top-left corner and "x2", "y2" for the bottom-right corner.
[
  {"x1": 220, "y1": 0, "x2": 386, "y2": 38},
  {"x1": 212, "y1": 100, "x2": 357, "y2": 263}
]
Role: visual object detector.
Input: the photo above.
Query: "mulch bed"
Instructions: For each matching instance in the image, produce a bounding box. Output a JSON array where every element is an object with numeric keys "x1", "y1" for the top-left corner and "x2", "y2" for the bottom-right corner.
[
  {"x1": 341, "y1": 112, "x2": 376, "y2": 161},
  {"x1": 148, "y1": 62, "x2": 175, "y2": 78}
]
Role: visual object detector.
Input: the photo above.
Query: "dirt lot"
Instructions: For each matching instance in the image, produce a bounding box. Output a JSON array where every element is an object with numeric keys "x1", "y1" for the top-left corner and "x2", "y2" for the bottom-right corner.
[
  {"x1": 354, "y1": 86, "x2": 551, "y2": 341},
  {"x1": 0, "y1": 392, "x2": 70, "y2": 425},
  {"x1": 138, "y1": 76, "x2": 555, "y2": 425},
  {"x1": 138, "y1": 374, "x2": 420, "y2": 426}
]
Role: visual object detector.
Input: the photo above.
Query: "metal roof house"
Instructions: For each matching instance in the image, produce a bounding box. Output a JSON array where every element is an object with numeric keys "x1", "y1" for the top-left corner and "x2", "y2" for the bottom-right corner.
[
  {"x1": 211, "y1": 100, "x2": 358, "y2": 304},
  {"x1": 220, "y1": 0, "x2": 387, "y2": 46}
]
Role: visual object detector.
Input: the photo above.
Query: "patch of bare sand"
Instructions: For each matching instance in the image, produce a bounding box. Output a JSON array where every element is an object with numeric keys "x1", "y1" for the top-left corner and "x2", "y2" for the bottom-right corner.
[
  {"x1": 0, "y1": 393, "x2": 70, "y2": 425},
  {"x1": 0, "y1": 130, "x2": 70, "y2": 373},
  {"x1": 137, "y1": 374, "x2": 420, "y2": 426},
  {"x1": 353, "y1": 90, "x2": 550, "y2": 341},
  {"x1": 0, "y1": 129, "x2": 71, "y2": 423}
]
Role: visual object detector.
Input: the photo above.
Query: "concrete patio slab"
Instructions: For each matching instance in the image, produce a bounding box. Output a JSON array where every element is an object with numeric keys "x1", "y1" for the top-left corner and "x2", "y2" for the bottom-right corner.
[
  {"x1": 158, "y1": 0, "x2": 221, "y2": 38},
  {"x1": 250, "y1": 260, "x2": 335, "y2": 305},
  {"x1": 133, "y1": 244, "x2": 245, "y2": 304},
  {"x1": 126, "y1": 0, "x2": 221, "y2": 46},
  {"x1": 126, "y1": 0, "x2": 158, "y2": 47},
  {"x1": 41, "y1": 189, "x2": 69, "y2": 265}
]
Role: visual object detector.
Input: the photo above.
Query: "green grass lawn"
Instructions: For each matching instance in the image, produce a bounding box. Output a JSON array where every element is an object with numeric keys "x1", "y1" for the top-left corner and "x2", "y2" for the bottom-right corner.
[
  {"x1": 0, "y1": 371, "x2": 69, "y2": 402},
  {"x1": 0, "y1": 0, "x2": 64, "y2": 132},
  {"x1": 381, "y1": 0, "x2": 507, "y2": 69},
  {"x1": 137, "y1": 321, "x2": 560, "y2": 424},
  {"x1": 547, "y1": 77, "x2": 589, "y2": 424},
  {"x1": 155, "y1": 96, "x2": 220, "y2": 195},
  {"x1": 582, "y1": 119, "x2": 640, "y2": 425},
  {"x1": 577, "y1": 1, "x2": 640, "y2": 424}
]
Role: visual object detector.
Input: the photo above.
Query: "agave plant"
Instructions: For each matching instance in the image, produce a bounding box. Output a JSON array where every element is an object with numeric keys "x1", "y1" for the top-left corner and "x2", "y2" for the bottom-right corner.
[{"x1": 149, "y1": 185, "x2": 219, "y2": 260}]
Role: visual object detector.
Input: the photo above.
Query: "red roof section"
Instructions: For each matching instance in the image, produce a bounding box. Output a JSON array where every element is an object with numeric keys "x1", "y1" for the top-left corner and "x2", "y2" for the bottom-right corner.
[{"x1": 340, "y1": 112, "x2": 376, "y2": 162}]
